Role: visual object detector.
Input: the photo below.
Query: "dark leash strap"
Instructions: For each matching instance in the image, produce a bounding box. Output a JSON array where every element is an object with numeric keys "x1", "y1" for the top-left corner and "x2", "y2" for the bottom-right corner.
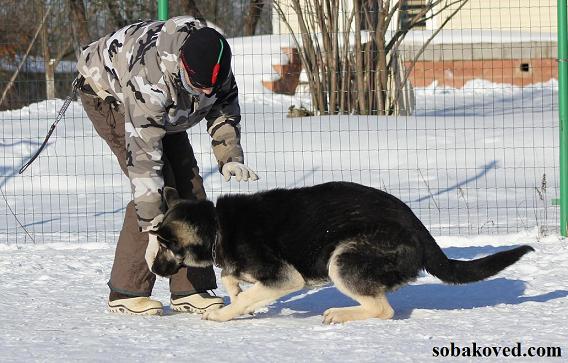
[
  {"x1": 212, "y1": 230, "x2": 221, "y2": 267},
  {"x1": 18, "y1": 77, "x2": 83, "y2": 174}
]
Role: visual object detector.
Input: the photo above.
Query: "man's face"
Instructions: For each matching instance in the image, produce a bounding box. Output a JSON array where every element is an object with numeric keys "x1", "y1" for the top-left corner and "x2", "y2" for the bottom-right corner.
[{"x1": 179, "y1": 62, "x2": 213, "y2": 96}]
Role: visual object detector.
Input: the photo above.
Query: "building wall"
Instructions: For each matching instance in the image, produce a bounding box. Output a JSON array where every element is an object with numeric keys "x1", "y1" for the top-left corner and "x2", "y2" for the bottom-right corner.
[
  {"x1": 433, "y1": 0, "x2": 557, "y2": 33},
  {"x1": 273, "y1": 1, "x2": 557, "y2": 34}
]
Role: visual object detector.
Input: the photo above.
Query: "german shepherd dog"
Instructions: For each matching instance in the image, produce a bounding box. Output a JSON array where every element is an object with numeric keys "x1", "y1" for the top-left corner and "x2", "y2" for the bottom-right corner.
[{"x1": 145, "y1": 182, "x2": 534, "y2": 323}]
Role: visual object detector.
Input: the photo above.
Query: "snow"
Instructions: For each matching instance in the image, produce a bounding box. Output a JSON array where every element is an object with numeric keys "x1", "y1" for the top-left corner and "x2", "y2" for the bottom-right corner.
[
  {"x1": 0, "y1": 32, "x2": 566, "y2": 361},
  {"x1": 0, "y1": 232, "x2": 565, "y2": 362}
]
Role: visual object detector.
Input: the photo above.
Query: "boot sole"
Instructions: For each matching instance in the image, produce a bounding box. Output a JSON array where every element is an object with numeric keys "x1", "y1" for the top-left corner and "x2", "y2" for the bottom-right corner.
[
  {"x1": 170, "y1": 301, "x2": 224, "y2": 314},
  {"x1": 107, "y1": 303, "x2": 163, "y2": 316}
]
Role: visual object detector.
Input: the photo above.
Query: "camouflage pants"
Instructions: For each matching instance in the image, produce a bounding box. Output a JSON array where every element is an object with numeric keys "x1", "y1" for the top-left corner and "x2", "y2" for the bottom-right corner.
[{"x1": 79, "y1": 91, "x2": 217, "y2": 296}]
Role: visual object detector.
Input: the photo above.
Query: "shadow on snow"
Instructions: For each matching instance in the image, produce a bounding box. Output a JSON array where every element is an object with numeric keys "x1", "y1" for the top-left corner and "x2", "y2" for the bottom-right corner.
[{"x1": 251, "y1": 245, "x2": 565, "y2": 320}]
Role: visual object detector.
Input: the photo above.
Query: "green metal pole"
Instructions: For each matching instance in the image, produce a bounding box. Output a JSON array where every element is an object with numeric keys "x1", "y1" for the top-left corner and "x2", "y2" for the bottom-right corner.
[
  {"x1": 559, "y1": 0, "x2": 568, "y2": 236},
  {"x1": 158, "y1": 0, "x2": 169, "y2": 21}
]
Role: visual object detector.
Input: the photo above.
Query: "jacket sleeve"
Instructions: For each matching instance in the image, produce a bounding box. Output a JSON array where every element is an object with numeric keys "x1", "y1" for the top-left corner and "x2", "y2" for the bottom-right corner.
[
  {"x1": 205, "y1": 71, "x2": 244, "y2": 172},
  {"x1": 122, "y1": 75, "x2": 168, "y2": 232}
]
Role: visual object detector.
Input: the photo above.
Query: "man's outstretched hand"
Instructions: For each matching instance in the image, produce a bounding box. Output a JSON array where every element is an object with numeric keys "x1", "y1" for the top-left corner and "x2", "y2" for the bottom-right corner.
[{"x1": 222, "y1": 162, "x2": 259, "y2": 182}]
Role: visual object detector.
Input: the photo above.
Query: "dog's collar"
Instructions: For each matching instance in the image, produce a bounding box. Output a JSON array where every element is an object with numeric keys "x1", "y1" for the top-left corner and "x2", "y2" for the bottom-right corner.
[{"x1": 212, "y1": 230, "x2": 221, "y2": 268}]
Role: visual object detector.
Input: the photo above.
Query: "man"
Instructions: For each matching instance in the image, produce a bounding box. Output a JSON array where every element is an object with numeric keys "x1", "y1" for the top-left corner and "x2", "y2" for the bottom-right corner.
[{"x1": 75, "y1": 16, "x2": 258, "y2": 315}]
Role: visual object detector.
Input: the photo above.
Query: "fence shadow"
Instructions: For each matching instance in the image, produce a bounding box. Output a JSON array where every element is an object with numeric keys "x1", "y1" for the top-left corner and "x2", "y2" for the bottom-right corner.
[
  {"x1": 412, "y1": 160, "x2": 497, "y2": 203},
  {"x1": 0, "y1": 140, "x2": 44, "y2": 188}
]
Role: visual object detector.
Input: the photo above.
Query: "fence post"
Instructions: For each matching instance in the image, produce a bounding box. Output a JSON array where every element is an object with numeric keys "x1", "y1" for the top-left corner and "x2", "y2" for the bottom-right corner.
[
  {"x1": 158, "y1": 0, "x2": 169, "y2": 21},
  {"x1": 560, "y1": 0, "x2": 568, "y2": 236}
]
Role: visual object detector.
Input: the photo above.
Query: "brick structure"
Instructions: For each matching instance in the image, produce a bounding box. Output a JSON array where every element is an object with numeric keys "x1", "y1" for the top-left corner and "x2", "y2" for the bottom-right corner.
[
  {"x1": 407, "y1": 59, "x2": 557, "y2": 88},
  {"x1": 401, "y1": 40, "x2": 558, "y2": 88},
  {"x1": 262, "y1": 38, "x2": 558, "y2": 94},
  {"x1": 262, "y1": 47, "x2": 302, "y2": 95}
]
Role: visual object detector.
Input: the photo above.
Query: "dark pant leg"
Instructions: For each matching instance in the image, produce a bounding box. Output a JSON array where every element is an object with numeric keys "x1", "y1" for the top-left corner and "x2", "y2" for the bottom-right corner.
[
  {"x1": 162, "y1": 132, "x2": 217, "y2": 294},
  {"x1": 80, "y1": 92, "x2": 156, "y2": 296},
  {"x1": 108, "y1": 201, "x2": 156, "y2": 295}
]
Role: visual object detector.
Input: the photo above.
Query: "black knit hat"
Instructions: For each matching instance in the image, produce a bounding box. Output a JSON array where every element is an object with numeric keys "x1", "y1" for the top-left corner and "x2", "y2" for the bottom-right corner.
[{"x1": 179, "y1": 27, "x2": 232, "y2": 89}]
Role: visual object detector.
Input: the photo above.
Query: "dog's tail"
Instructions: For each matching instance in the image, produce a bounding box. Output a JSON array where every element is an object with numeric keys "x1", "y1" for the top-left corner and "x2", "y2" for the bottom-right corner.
[{"x1": 421, "y1": 234, "x2": 534, "y2": 284}]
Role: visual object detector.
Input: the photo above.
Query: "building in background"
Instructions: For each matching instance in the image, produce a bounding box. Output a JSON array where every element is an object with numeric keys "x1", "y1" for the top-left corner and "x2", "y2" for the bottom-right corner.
[{"x1": 267, "y1": 0, "x2": 558, "y2": 92}]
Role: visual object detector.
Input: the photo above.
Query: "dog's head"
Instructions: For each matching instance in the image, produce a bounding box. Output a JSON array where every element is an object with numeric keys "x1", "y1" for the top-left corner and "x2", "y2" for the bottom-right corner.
[{"x1": 145, "y1": 187, "x2": 218, "y2": 277}]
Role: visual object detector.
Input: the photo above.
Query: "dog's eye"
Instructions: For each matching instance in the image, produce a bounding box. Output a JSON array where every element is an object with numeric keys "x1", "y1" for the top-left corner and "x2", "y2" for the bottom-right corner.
[
  {"x1": 157, "y1": 236, "x2": 173, "y2": 248},
  {"x1": 157, "y1": 235, "x2": 183, "y2": 254}
]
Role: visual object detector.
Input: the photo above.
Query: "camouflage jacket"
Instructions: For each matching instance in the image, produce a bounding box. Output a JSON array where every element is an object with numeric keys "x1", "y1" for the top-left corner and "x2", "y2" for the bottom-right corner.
[{"x1": 77, "y1": 16, "x2": 244, "y2": 231}]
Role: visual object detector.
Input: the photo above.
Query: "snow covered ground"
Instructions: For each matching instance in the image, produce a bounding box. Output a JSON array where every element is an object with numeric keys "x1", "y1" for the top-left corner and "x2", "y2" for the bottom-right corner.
[
  {"x1": 0, "y1": 32, "x2": 566, "y2": 361},
  {"x1": 0, "y1": 231, "x2": 565, "y2": 362}
]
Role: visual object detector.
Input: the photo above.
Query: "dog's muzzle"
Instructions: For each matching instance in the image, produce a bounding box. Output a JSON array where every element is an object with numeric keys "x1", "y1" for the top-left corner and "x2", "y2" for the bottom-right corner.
[
  {"x1": 145, "y1": 234, "x2": 161, "y2": 272},
  {"x1": 145, "y1": 234, "x2": 186, "y2": 277}
]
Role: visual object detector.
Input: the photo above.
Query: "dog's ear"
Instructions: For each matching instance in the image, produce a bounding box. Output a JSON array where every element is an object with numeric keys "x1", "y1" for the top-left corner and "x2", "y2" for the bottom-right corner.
[{"x1": 163, "y1": 187, "x2": 181, "y2": 209}]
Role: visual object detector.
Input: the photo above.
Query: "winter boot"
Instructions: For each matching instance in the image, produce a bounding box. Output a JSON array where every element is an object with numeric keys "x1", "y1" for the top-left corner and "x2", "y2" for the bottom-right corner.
[
  {"x1": 170, "y1": 291, "x2": 224, "y2": 314},
  {"x1": 108, "y1": 291, "x2": 163, "y2": 316}
]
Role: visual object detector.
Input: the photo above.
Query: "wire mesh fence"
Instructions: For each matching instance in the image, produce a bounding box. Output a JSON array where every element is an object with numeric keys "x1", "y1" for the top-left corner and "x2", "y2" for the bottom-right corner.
[{"x1": 0, "y1": 0, "x2": 560, "y2": 244}]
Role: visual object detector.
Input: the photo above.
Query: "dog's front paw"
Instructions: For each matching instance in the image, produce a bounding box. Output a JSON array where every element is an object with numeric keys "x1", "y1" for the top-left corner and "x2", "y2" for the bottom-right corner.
[{"x1": 202, "y1": 306, "x2": 236, "y2": 322}]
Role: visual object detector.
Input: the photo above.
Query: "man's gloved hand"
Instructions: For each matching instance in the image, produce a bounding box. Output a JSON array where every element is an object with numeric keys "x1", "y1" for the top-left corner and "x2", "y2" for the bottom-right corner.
[{"x1": 222, "y1": 162, "x2": 259, "y2": 182}]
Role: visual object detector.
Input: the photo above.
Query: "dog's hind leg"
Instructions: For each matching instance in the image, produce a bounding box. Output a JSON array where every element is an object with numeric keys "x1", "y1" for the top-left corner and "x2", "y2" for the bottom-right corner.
[
  {"x1": 203, "y1": 265, "x2": 305, "y2": 322},
  {"x1": 323, "y1": 242, "x2": 396, "y2": 324},
  {"x1": 322, "y1": 294, "x2": 394, "y2": 324}
]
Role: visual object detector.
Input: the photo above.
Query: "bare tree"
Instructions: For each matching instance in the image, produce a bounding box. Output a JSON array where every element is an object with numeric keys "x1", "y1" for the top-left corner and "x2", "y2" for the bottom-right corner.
[
  {"x1": 180, "y1": 0, "x2": 207, "y2": 24},
  {"x1": 105, "y1": 2, "x2": 128, "y2": 28},
  {"x1": 0, "y1": 4, "x2": 51, "y2": 108},
  {"x1": 69, "y1": 0, "x2": 92, "y2": 57},
  {"x1": 36, "y1": 0, "x2": 73, "y2": 99},
  {"x1": 274, "y1": 0, "x2": 470, "y2": 116},
  {"x1": 244, "y1": 0, "x2": 265, "y2": 36},
  {"x1": 167, "y1": 0, "x2": 272, "y2": 37},
  {"x1": 0, "y1": 3, "x2": 34, "y2": 60},
  {"x1": 94, "y1": 0, "x2": 155, "y2": 29}
]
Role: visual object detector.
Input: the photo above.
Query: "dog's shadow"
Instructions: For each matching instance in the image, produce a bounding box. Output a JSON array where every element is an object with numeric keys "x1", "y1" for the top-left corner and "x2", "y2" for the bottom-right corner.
[{"x1": 257, "y1": 245, "x2": 567, "y2": 320}]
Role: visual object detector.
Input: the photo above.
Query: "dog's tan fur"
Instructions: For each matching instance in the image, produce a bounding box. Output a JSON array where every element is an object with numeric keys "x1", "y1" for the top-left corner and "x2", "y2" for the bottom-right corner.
[{"x1": 204, "y1": 264, "x2": 305, "y2": 322}]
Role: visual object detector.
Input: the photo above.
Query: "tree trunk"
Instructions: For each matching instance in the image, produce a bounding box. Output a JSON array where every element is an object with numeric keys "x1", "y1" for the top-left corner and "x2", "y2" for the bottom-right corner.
[
  {"x1": 69, "y1": 0, "x2": 91, "y2": 58},
  {"x1": 45, "y1": 60, "x2": 56, "y2": 100},
  {"x1": 243, "y1": 0, "x2": 265, "y2": 36},
  {"x1": 353, "y1": 0, "x2": 366, "y2": 114},
  {"x1": 213, "y1": 0, "x2": 219, "y2": 23},
  {"x1": 106, "y1": 2, "x2": 127, "y2": 28},
  {"x1": 181, "y1": 0, "x2": 207, "y2": 25},
  {"x1": 38, "y1": 2, "x2": 55, "y2": 100}
]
